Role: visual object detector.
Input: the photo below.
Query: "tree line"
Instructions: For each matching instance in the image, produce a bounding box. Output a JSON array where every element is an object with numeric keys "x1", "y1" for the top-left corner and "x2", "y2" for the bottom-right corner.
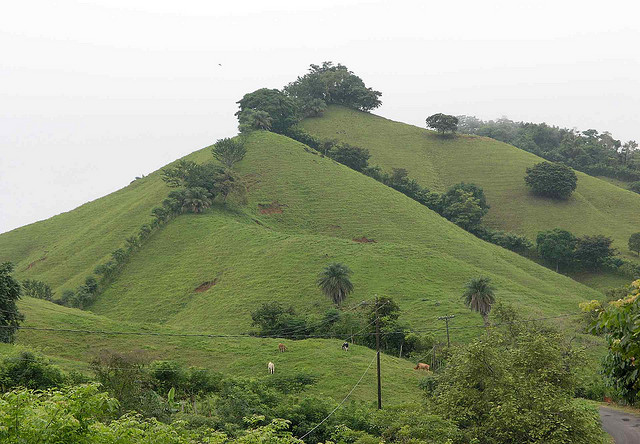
[{"x1": 457, "y1": 115, "x2": 640, "y2": 184}]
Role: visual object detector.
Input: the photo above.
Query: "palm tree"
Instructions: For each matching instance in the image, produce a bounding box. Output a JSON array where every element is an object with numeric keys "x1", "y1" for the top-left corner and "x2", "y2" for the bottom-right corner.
[
  {"x1": 462, "y1": 277, "x2": 496, "y2": 326},
  {"x1": 182, "y1": 187, "x2": 212, "y2": 214},
  {"x1": 317, "y1": 263, "x2": 354, "y2": 305}
]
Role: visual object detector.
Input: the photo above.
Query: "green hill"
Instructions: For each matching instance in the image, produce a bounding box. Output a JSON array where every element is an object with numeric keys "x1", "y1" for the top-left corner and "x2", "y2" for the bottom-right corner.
[
  {"x1": 1, "y1": 129, "x2": 607, "y2": 404},
  {"x1": 2, "y1": 131, "x2": 602, "y2": 331},
  {"x1": 301, "y1": 106, "x2": 640, "y2": 262}
]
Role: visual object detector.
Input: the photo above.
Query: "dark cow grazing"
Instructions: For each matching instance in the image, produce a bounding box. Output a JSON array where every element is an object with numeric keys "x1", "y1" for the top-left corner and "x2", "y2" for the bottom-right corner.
[
  {"x1": 414, "y1": 363, "x2": 430, "y2": 371},
  {"x1": 342, "y1": 342, "x2": 349, "y2": 351},
  {"x1": 278, "y1": 343, "x2": 287, "y2": 353}
]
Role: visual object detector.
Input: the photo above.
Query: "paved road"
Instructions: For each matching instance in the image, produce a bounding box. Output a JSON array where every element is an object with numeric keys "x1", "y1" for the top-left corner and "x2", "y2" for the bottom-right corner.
[{"x1": 600, "y1": 406, "x2": 640, "y2": 444}]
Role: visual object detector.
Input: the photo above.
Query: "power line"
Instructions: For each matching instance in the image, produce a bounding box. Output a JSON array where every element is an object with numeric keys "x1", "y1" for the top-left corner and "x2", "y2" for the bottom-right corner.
[{"x1": 300, "y1": 353, "x2": 377, "y2": 440}]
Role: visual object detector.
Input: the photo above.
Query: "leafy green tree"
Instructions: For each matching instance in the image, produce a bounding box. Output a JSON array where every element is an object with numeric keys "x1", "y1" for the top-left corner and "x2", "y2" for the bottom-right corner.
[
  {"x1": 250, "y1": 302, "x2": 310, "y2": 339},
  {"x1": 21, "y1": 279, "x2": 53, "y2": 300},
  {"x1": 212, "y1": 168, "x2": 246, "y2": 203},
  {"x1": 90, "y1": 350, "x2": 155, "y2": 416},
  {"x1": 426, "y1": 113, "x2": 459, "y2": 134},
  {"x1": 328, "y1": 143, "x2": 371, "y2": 171},
  {"x1": 536, "y1": 228, "x2": 577, "y2": 272},
  {"x1": 235, "y1": 88, "x2": 298, "y2": 133},
  {"x1": 524, "y1": 161, "x2": 578, "y2": 199},
  {"x1": 574, "y1": 234, "x2": 616, "y2": 270},
  {"x1": 439, "y1": 183, "x2": 489, "y2": 231},
  {"x1": 0, "y1": 262, "x2": 24, "y2": 343},
  {"x1": 462, "y1": 277, "x2": 496, "y2": 326},
  {"x1": 432, "y1": 308, "x2": 604, "y2": 444},
  {"x1": 317, "y1": 263, "x2": 354, "y2": 305},
  {"x1": 488, "y1": 230, "x2": 533, "y2": 254},
  {"x1": 586, "y1": 280, "x2": 640, "y2": 404},
  {"x1": 629, "y1": 233, "x2": 640, "y2": 256},
  {"x1": 212, "y1": 137, "x2": 247, "y2": 168},
  {"x1": 285, "y1": 62, "x2": 382, "y2": 112},
  {"x1": 0, "y1": 351, "x2": 65, "y2": 390}
]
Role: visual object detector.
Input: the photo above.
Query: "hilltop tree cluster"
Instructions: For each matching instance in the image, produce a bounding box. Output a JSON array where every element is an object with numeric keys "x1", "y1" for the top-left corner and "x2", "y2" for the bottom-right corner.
[
  {"x1": 235, "y1": 62, "x2": 382, "y2": 133},
  {"x1": 457, "y1": 115, "x2": 640, "y2": 183}
]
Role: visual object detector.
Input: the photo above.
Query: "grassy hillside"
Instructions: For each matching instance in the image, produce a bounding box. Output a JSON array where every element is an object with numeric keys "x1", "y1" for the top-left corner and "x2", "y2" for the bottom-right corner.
[
  {"x1": 0, "y1": 173, "x2": 169, "y2": 292},
  {"x1": 8, "y1": 297, "x2": 423, "y2": 404},
  {"x1": 0, "y1": 128, "x2": 609, "y2": 406},
  {"x1": 301, "y1": 106, "x2": 640, "y2": 261},
  {"x1": 83, "y1": 131, "x2": 602, "y2": 339}
]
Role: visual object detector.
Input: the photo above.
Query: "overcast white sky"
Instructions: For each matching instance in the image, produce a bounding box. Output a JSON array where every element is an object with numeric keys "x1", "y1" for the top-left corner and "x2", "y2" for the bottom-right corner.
[{"x1": 1, "y1": 0, "x2": 639, "y2": 234}]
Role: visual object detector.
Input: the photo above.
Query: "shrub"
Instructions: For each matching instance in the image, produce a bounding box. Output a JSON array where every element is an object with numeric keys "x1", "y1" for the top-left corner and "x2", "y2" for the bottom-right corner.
[
  {"x1": 328, "y1": 144, "x2": 371, "y2": 171},
  {"x1": 574, "y1": 234, "x2": 617, "y2": 270},
  {"x1": 21, "y1": 279, "x2": 53, "y2": 300},
  {"x1": 0, "y1": 262, "x2": 23, "y2": 343},
  {"x1": 628, "y1": 181, "x2": 640, "y2": 194},
  {"x1": 0, "y1": 351, "x2": 66, "y2": 390},
  {"x1": 629, "y1": 232, "x2": 640, "y2": 256},
  {"x1": 524, "y1": 161, "x2": 578, "y2": 199}
]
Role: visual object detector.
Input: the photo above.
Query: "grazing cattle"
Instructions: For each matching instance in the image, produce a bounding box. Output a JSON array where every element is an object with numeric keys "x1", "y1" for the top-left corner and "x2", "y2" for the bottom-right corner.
[
  {"x1": 414, "y1": 363, "x2": 430, "y2": 371},
  {"x1": 268, "y1": 362, "x2": 275, "y2": 374},
  {"x1": 278, "y1": 343, "x2": 287, "y2": 353},
  {"x1": 342, "y1": 342, "x2": 349, "y2": 351}
]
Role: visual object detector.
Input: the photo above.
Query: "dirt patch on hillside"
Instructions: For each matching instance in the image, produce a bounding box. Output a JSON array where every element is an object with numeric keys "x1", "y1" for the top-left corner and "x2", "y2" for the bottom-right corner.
[
  {"x1": 194, "y1": 279, "x2": 218, "y2": 293},
  {"x1": 25, "y1": 256, "x2": 46, "y2": 270},
  {"x1": 258, "y1": 201, "x2": 287, "y2": 214},
  {"x1": 353, "y1": 236, "x2": 377, "y2": 243}
]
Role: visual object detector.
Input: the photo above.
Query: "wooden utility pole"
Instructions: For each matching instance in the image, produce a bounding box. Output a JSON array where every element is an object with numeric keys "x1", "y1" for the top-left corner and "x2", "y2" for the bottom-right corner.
[
  {"x1": 438, "y1": 315, "x2": 455, "y2": 348},
  {"x1": 375, "y1": 295, "x2": 382, "y2": 410}
]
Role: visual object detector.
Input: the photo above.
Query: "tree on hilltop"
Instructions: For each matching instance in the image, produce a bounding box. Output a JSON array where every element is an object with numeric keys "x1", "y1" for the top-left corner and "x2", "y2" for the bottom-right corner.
[{"x1": 426, "y1": 113, "x2": 459, "y2": 135}]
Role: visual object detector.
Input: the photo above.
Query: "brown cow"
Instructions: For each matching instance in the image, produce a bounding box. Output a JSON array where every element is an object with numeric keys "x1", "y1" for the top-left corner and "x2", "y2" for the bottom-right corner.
[
  {"x1": 414, "y1": 363, "x2": 430, "y2": 371},
  {"x1": 278, "y1": 343, "x2": 287, "y2": 353}
]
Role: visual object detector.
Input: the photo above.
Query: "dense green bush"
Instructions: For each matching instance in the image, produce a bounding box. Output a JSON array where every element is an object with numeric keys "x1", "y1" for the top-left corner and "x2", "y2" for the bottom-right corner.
[
  {"x1": 0, "y1": 351, "x2": 65, "y2": 391},
  {"x1": 328, "y1": 143, "x2": 371, "y2": 172},
  {"x1": 0, "y1": 262, "x2": 23, "y2": 343},
  {"x1": 525, "y1": 161, "x2": 578, "y2": 199},
  {"x1": 430, "y1": 306, "x2": 607, "y2": 443},
  {"x1": 21, "y1": 279, "x2": 53, "y2": 300}
]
